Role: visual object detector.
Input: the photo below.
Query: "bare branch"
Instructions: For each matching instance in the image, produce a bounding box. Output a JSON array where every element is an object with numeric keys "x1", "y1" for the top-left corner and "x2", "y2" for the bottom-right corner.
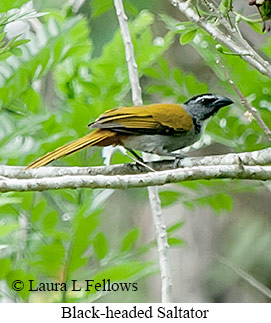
[
  {"x1": 1, "y1": 164, "x2": 271, "y2": 192},
  {"x1": 217, "y1": 60, "x2": 271, "y2": 141},
  {"x1": 215, "y1": 254, "x2": 271, "y2": 300},
  {"x1": 171, "y1": 0, "x2": 271, "y2": 77},
  {"x1": 113, "y1": 0, "x2": 172, "y2": 302},
  {"x1": 146, "y1": 185, "x2": 172, "y2": 301},
  {"x1": 3, "y1": 148, "x2": 271, "y2": 179},
  {"x1": 113, "y1": 0, "x2": 142, "y2": 106}
]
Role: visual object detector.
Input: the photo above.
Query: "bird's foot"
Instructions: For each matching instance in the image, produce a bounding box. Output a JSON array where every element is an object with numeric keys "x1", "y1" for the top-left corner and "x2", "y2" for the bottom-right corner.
[
  {"x1": 173, "y1": 154, "x2": 185, "y2": 168},
  {"x1": 125, "y1": 148, "x2": 155, "y2": 172}
]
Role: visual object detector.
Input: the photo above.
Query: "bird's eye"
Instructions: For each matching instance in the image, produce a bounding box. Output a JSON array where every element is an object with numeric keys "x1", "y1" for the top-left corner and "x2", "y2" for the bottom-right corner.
[
  {"x1": 185, "y1": 94, "x2": 217, "y2": 106},
  {"x1": 201, "y1": 97, "x2": 216, "y2": 105}
]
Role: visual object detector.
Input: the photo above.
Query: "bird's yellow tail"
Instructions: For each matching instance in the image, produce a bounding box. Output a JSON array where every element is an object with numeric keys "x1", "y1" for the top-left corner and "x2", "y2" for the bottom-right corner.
[{"x1": 26, "y1": 129, "x2": 117, "y2": 169}]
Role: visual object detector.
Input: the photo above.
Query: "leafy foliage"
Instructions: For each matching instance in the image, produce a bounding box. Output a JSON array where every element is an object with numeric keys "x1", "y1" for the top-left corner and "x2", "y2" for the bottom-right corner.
[
  {"x1": 0, "y1": 3, "x2": 180, "y2": 303},
  {"x1": 0, "y1": 1, "x2": 29, "y2": 13},
  {"x1": 90, "y1": 0, "x2": 113, "y2": 19},
  {"x1": 159, "y1": 179, "x2": 248, "y2": 216},
  {"x1": 0, "y1": 0, "x2": 270, "y2": 303}
]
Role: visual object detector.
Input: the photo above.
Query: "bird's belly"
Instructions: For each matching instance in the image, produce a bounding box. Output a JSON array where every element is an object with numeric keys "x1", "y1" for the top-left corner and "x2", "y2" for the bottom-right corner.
[{"x1": 121, "y1": 131, "x2": 199, "y2": 155}]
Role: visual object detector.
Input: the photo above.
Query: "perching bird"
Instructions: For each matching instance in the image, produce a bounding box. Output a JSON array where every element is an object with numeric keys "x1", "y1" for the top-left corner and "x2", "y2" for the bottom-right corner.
[{"x1": 26, "y1": 93, "x2": 233, "y2": 169}]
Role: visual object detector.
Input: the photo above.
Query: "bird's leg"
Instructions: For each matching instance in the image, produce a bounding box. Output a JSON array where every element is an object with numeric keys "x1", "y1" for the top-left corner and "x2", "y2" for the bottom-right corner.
[
  {"x1": 157, "y1": 151, "x2": 186, "y2": 168},
  {"x1": 125, "y1": 148, "x2": 155, "y2": 172},
  {"x1": 126, "y1": 148, "x2": 144, "y2": 162}
]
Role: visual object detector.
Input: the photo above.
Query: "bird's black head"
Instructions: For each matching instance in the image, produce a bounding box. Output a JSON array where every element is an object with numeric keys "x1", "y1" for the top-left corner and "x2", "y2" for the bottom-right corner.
[{"x1": 184, "y1": 93, "x2": 233, "y2": 123}]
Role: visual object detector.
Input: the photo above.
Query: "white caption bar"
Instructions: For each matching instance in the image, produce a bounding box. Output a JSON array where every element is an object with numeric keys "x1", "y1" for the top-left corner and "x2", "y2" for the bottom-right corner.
[{"x1": 0, "y1": 303, "x2": 270, "y2": 322}]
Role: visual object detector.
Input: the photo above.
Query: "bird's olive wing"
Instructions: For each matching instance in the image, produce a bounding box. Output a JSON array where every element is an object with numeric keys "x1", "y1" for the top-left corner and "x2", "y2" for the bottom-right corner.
[{"x1": 89, "y1": 104, "x2": 193, "y2": 135}]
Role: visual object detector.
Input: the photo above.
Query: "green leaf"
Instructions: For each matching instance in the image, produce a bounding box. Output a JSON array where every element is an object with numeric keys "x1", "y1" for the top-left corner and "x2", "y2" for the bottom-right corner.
[
  {"x1": 0, "y1": 0, "x2": 29, "y2": 13},
  {"x1": 90, "y1": 0, "x2": 113, "y2": 18},
  {"x1": 0, "y1": 32, "x2": 6, "y2": 43},
  {"x1": 0, "y1": 16, "x2": 92, "y2": 110},
  {"x1": 66, "y1": 210, "x2": 100, "y2": 279},
  {"x1": 247, "y1": 21, "x2": 264, "y2": 34},
  {"x1": 0, "y1": 222, "x2": 18, "y2": 239},
  {"x1": 87, "y1": 10, "x2": 173, "y2": 116},
  {"x1": 180, "y1": 29, "x2": 197, "y2": 45},
  {"x1": 30, "y1": 200, "x2": 47, "y2": 223},
  {"x1": 21, "y1": 88, "x2": 40, "y2": 113},
  {"x1": 0, "y1": 258, "x2": 11, "y2": 280},
  {"x1": 0, "y1": 194, "x2": 22, "y2": 207},
  {"x1": 168, "y1": 237, "x2": 185, "y2": 247},
  {"x1": 160, "y1": 191, "x2": 180, "y2": 208},
  {"x1": 21, "y1": 192, "x2": 34, "y2": 210},
  {"x1": 196, "y1": 193, "x2": 233, "y2": 215},
  {"x1": 88, "y1": 261, "x2": 153, "y2": 295},
  {"x1": 173, "y1": 68, "x2": 183, "y2": 86},
  {"x1": 8, "y1": 38, "x2": 30, "y2": 50},
  {"x1": 10, "y1": 47, "x2": 23, "y2": 57},
  {"x1": 93, "y1": 233, "x2": 108, "y2": 260},
  {"x1": 7, "y1": 269, "x2": 35, "y2": 300},
  {"x1": 167, "y1": 221, "x2": 185, "y2": 234},
  {"x1": 29, "y1": 240, "x2": 65, "y2": 278},
  {"x1": 121, "y1": 228, "x2": 140, "y2": 252},
  {"x1": 0, "y1": 51, "x2": 12, "y2": 61},
  {"x1": 42, "y1": 211, "x2": 58, "y2": 233},
  {"x1": 219, "y1": 0, "x2": 232, "y2": 16}
]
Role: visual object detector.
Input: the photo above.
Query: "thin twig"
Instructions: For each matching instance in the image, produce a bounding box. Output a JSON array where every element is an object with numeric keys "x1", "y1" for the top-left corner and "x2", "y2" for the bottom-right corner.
[
  {"x1": 217, "y1": 60, "x2": 271, "y2": 142},
  {"x1": 215, "y1": 254, "x2": 271, "y2": 300},
  {"x1": 113, "y1": 0, "x2": 172, "y2": 302},
  {"x1": 170, "y1": 0, "x2": 271, "y2": 77}
]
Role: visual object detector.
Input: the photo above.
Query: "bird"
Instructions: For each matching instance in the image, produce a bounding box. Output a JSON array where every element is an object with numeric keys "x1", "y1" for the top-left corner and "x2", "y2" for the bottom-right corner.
[{"x1": 26, "y1": 93, "x2": 233, "y2": 169}]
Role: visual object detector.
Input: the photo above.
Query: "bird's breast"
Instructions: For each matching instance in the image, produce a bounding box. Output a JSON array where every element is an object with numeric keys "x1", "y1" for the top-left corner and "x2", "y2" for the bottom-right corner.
[{"x1": 121, "y1": 127, "x2": 200, "y2": 155}]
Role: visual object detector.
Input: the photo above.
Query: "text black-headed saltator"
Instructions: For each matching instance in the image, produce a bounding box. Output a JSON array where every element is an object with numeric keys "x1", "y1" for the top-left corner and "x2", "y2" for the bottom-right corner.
[{"x1": 27, "y1": 93, "x2": 233, "y2": 168}]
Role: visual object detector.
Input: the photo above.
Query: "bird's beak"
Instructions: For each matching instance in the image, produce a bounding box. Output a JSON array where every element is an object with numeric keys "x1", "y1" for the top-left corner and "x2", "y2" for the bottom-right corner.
[{"x1": 214, "y1": 96, "x2": 234, "y2": 108}]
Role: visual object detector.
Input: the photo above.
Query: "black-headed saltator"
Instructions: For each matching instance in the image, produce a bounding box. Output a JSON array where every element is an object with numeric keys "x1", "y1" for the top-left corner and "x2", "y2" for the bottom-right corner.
[{"x1": 27, "y1": 93, "x2": 233, "y2": 168}]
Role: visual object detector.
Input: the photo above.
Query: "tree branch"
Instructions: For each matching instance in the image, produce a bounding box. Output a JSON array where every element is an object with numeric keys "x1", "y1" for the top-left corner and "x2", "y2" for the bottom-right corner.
[
  {"x1": 113, "y1": 0, "x2": 172, "y2": 302},
  {"x1": 1, "y1": 164, "x2": 270, "y2": 192},
  {"x1": 217, "y1": 60, "x2": 271, "y2": 141},
  {"x1": 113, "y1": 0, "x2": 142, "y2": 106},
  {"x1": 3, "y1": 148, "x2": 271, "y2": 179},
  {"x1": 215, "y1": 254, "x2": 271, "y2": 300},
  {"x1": 171, "y1": 0, "x2": 271, "y2": 77}
]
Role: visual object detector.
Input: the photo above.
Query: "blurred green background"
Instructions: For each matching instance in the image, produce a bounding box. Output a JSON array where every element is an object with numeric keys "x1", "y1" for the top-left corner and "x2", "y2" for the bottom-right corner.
[{"x1": 0, "y1": 0, "x2": 271, "y2": 303}]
